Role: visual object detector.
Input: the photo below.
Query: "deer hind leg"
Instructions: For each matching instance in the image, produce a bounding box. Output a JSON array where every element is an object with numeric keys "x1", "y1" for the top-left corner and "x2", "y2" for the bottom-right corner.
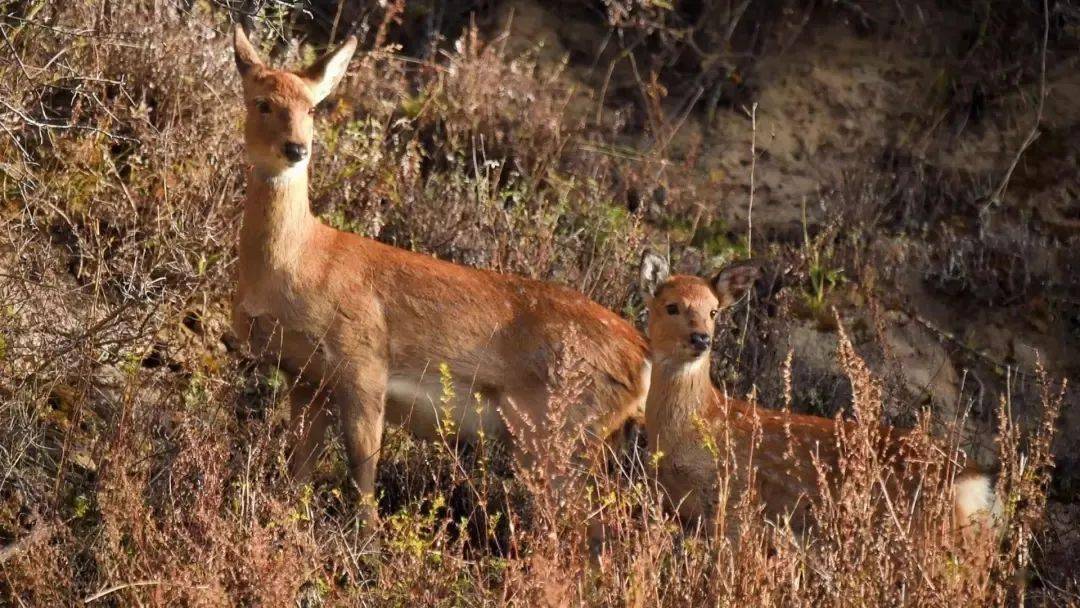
[
  {"x1": 286, "y1": 379, "x2": 332, "y2": 481},
  {"x1": 499, "y1": 387, "x2": 613, "y2": 554},
  {"x1": 334, "y1": 358, "x2": 389, "y2": 528},
  {"x1": 501, "y1": 388, "x2": 589, "y2": 531},
  {"x1": 497, "y1": 387, "x2": 555, "y2": 480},
  {"x1": 501, "y1": 382, "x2": 604, "y2": 459}
]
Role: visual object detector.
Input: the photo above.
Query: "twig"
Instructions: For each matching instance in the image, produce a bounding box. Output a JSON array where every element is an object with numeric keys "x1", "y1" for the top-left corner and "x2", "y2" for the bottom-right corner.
[
  {"x1": 722, "y1": 0, "x2": 754, "y2": 48},
  {"x1": 733, "y1": 103, "x2": 759, "y2": 365},
  {"x1": 986, "y1": 0, "x2": 1048, "y2": 208},
  {"x1": 0, "y1": 23, "x2": 35, "y2": 84},
  {"x1": 0, "y1": 98, "x2": 136, "y2": 142},
  {"x1": 29, "y1": 299, "x2": 138, "y2": 377},
  {"x1": 84, "y1": 580, "x2": 203, "y2": 604},
  {"x1": 328, "y1": 0, "x2": 347, "y2": 43},
  {"x1": 650, "y1": 85, "x2": 704, "y2": 168},
  {"x1": 745, "y1": 102, "x2": 757, "y2": 255},
  {"x1": 0, "y1": 122, "x2": 31, "y2": 162},
  {"x1": 594, "y1": 36, "x2": 644, "y2": 124},
  {"x1": 908, "y1": 311, "x2": 1029, "y2": 377}
]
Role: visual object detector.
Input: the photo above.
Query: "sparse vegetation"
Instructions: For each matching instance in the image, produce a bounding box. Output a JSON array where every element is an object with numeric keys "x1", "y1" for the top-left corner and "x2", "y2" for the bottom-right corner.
[{"x1": 1, "y1": 0, "x2": 1077, "y2": 606}]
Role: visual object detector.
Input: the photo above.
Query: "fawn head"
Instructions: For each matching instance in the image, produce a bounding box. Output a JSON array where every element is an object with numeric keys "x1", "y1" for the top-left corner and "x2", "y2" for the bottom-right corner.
[
  {"x1": 233, "y1": 25, "x2": 356, "y2": 177},
  {"x1": 640, "y1": 254, "x2": 760, "y2": 365}
]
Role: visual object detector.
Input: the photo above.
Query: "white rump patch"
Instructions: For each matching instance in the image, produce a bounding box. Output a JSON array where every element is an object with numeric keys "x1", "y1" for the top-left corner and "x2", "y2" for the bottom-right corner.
[{"x1": 954, "y1": 474, "x2": 1002, "y2": 526}]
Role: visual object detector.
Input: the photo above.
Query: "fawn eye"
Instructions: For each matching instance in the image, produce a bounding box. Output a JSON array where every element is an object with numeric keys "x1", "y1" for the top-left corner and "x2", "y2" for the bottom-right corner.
[
  {"x1": 255, "y1": 99, "x2": 271, "y2": 114},
  {"x1": 709, "y1": 309, "x2": 718, "y2": 319},
  {"x1": 307, "y1": 106, "x2": 316, "y2": 116},
  {"x1": 665, "y1": 304, "x2": 679, "y2": 315}
]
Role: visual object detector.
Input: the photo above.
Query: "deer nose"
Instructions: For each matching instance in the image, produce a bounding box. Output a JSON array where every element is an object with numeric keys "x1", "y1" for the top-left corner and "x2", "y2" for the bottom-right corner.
[
  {"x1": 689, "y1": 333, "x2": 711, "y2": 353},
  {"x1": 282, "y1": 142, "x2": 307, "y2": 163}
]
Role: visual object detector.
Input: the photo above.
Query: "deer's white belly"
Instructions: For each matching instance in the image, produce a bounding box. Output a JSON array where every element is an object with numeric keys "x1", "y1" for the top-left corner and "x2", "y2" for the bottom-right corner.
[{"x1": 385, "y1": 374, "x2": 505, "y2": 441}]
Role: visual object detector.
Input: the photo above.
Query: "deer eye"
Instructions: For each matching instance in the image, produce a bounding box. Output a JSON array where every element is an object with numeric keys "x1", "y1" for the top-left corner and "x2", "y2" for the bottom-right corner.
[
  {"x1": 665, "y1": 304, "x2": 679, "y2": 315},
  {"x1": 308, "y1": 106, "x2": 317, "y2": 116},
  {"x1": 255, "y1": 99, "x2": 271, "y2": 114},
  {"x1": 709, "y1": 309, "x2": 718, "y2": 319}
]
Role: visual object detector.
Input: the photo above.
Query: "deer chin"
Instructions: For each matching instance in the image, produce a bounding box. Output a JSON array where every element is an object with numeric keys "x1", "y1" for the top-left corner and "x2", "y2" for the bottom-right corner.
[
  {"x1": 653, "y1": 352, "x2": 708, "y2": 375},
  {"x1": 679, "y1": 354, "x2": 709, "y2": 375},
  {"x1": 251, "y1": 157, "x2": 308, "y2": 183}
]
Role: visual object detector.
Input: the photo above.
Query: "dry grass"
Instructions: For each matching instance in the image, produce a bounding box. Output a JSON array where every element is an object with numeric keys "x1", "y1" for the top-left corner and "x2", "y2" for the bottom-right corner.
[{"x1": 0, "y1": 1, "x2": 1075, "y2": 606}]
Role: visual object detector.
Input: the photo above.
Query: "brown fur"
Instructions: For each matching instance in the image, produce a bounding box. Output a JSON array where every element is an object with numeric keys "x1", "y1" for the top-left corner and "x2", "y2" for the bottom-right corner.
[
  {"x1": 643, "y1": 267, "x2": 1000, "y2": 543},
  {"x1": 229, "y1": 26, "x2": 650, "y2": 521}
]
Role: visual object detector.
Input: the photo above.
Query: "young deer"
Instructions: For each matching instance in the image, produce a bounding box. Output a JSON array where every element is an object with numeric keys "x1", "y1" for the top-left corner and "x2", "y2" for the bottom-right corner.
[
  {"x1": 229, "y1": 26, "x2": 650, "y2": 524},
  {"x1": 638, "y1": 255, "x2": 1001, "y2": 542}
]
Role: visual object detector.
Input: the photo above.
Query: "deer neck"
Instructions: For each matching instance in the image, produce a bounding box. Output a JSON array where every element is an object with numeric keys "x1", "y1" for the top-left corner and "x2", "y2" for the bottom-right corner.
[
  {"x1": 239, "y1": 166, "x2": 317, "y2": 275},
  {"x1": 645, "y1": 355, "x2": 713, "y2": 449}
]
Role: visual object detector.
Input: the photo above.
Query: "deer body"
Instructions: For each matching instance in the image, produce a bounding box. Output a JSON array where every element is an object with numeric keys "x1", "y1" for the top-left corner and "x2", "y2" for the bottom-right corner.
[
  {"x1": 638, "y1": 260, "x2": 1001, "y2": 538},
  {"x1": 646, "y1": 352, "x2": 888, "y2": 529},
  {"x1": 230, "y1": 27, "x2": 650, "y2": 516},
  {"x1": 235, "y1": 185, "x2": 647, "y2": 443}
]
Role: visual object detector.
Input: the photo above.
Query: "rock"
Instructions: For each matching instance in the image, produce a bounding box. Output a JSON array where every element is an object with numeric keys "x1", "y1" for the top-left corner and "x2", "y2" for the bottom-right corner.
[
  {"x1": 490, "y1": 0, "x2": 568, "y2": 72},
  {"x1": 786, "y1": 323, "x2": 840, "y2": 375},
  {"x1": 771, "y1": 311, "x2": 961, "y2": 423},
  {"x1": 962, "y1": 318, "x2": 1008, "y2": 362},
  {"x1": 770, "y1": 321, "x2": 849, "y2": 417},
  {"x1": 1010, "y1": 339, "x2": 1042, "y2": 370},
  {"x1": 880, "y1": 311, "x2": 961, "y2": 418},
  {"x1": 70, "y1": 447, "x2": 97, "y2": 473}
]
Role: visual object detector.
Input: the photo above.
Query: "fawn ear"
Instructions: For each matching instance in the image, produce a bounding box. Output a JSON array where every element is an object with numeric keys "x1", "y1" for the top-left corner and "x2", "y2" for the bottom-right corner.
[
  {"x1": 639, "y1": 251, "x2": 671, "y2": 302},
  {"x1": 233, "y1": 24, "x2": 264, "y2": 78},
  {"x1": 709, "y1": 261, "x2": 761, "y2": 307},
  {"x1": 300, "y1": 35, "x2": 357, "y2": 103}
]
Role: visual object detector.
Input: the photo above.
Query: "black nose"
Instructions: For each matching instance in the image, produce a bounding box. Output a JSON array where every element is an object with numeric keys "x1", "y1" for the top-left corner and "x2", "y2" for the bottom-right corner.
[
  {"x1": 689, "y1": 333, "x2": 711, "y2": 352},
  {"x1": 282, "y1": 142, "x2": 307, "y2": 163}
]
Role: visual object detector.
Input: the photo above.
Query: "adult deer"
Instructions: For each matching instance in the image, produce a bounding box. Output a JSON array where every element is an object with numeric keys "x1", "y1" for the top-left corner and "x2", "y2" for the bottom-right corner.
[
  {"x1": 229, "y1": 26, "x2": 650, "y2": 525},
  {"x1": 638, "y1": 254, "x2": 1001, "y2": 544}
]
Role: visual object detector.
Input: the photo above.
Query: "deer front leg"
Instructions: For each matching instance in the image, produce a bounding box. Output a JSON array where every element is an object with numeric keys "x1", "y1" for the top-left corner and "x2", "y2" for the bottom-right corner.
[
  {"x1": 286, "y1": 380, "x2": 332, "y2": 481},
  {"x1": 335, "y1": 359, "x2": 389, "y2": 529},
  {"x1": 230, "y1": 299, "x2": 256, "y2": 349},
  {"x1": 230, "y1": 297, "x2": 284, "y2": 357}
]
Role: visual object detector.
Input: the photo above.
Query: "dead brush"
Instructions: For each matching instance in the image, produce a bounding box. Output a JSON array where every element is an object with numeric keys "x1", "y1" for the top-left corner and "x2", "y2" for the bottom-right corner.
[
  {"x1": 784, "y1": 319, "x2": 1064, "y2": 606},
  {"x1": 493, "y1": 327, "x2": 600, "y2": 600},
  {"x1": 804, "y1": 321, "x2": 971, "y2": 604}
]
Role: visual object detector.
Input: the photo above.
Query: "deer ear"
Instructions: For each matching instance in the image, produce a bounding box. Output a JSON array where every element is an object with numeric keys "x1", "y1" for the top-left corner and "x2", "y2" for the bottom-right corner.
[
  {"x1": 300, "y1": 35, "x2": 357, "y2": 103},
  {"x1": 639, "y1": 251, "x2": 671, "y2": 303},
  {"x1": 709, "y1": 261, "x2": 761, "y2": 307},
  {"x1": 233, "y1": 24, "x2": 264, "y2": 78}
]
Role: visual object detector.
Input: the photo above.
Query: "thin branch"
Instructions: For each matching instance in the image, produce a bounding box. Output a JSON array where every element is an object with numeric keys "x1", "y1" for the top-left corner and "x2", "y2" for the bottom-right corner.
[
  {"x1": 0, "y1": 98, "x2": 136, "y2": 143},
  {"x1": 986, "y1": 0, "x2": 1049, "y2": 208},
  {"x1": 84, "y1": 580, "x2": 205, "y2": 604},
  {"x1": 745, "y1": 102, "x2": 757, "y2": 255},
  {"x1": 0, "y1": 24, "x2": 35, "y2": 83}
]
